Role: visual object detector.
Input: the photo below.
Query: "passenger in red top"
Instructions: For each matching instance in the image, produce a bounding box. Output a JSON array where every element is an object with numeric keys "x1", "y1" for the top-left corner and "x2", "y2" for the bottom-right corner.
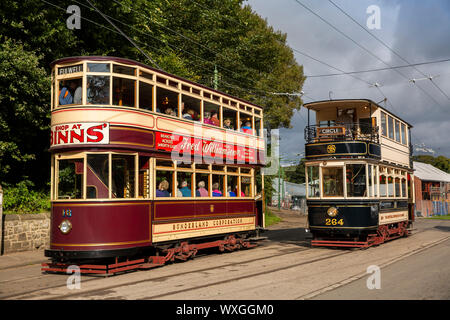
[
  {"x1": 203, "y1": 112, "x2": 214, "y2": 125},
  {"x1": 210, "y1": 111, "x2": 220, "y2": 126}
]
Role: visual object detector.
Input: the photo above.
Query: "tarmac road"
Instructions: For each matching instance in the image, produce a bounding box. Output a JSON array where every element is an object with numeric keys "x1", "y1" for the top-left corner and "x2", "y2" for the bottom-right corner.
[{"x1": 0, "y1": 211, "x2": 449, "y2": 300}]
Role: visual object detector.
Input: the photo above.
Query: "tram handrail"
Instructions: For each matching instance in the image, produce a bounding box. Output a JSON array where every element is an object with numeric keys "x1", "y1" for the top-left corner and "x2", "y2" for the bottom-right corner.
[{"x1": 304, "y1": 123, "x2": 379, "y2": 144}]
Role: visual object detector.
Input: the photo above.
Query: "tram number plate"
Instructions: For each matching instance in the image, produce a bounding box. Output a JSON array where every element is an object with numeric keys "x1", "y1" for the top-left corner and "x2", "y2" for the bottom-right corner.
[{"x1": 325, "y1": 218, "x2": 344, "y2": 226}]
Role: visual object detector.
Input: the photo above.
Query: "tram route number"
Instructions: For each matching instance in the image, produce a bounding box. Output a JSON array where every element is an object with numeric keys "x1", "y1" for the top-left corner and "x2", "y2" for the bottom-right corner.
[{"x1": 325, "y1": 218, "x2": 344, "y2": 226}]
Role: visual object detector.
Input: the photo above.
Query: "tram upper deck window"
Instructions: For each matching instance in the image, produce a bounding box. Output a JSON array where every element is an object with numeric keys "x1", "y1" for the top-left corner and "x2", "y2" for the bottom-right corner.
[
  {"x1": 182, "y1": 95, "x2": 201, "y2": 121},
  {"x1": 254, "y1": 117, "x2": 262, "y2": 137},
  {"x1": 139, "y1": 81, "x2": 153, "y2": 111},
  {"x1": 204, "y1": 101, "x2": 220, "y2": 126},
  {"x1": 401, "y1": 123, "x2": 407, "y2": 145},
  {"x1": 388, "y1": 116, "x2": 394, "y2": 140},
  {"x1": 58, "y1": 78, "x2": 82, "y2": 105},
  {"x1": 381, "y1": 112, "x2": 387, "y2": 137},
  {"x1": 157, "y1": 87, "x2": 178, "y2": 116},
  {"x1": 240, "y1": 112, "x2": 253, "y2": 135},
  {"x1": 346, "y1": 164, "x2": 367, "y2": 197},
  {"x1": 113, "y1": 64, "x2": 135, "y2": 76},
  {"x1": 223, "y1": 107, "x2": 237, "y2": 131},
  {"x1": 113, "y1": 77, "x2": 136, "y2": 107},
  {"x1": 87, "y1": 76, "x2": 110, "y2": 104},
  {"x1": 307, "y1": 166, "x2": 319, "y2": 198},
  {"x1": 57, "y1": 158, "x2": 83, "y2": 199},
  {"x1": 322, "y1": 167, "x2": 344, "y2": 197},
  {"x1": 394, "y1": 120, "x2": 401, "y2": 143},
  {"x1": 87, "y1": 63, "x2": 110, "y2": 73}
]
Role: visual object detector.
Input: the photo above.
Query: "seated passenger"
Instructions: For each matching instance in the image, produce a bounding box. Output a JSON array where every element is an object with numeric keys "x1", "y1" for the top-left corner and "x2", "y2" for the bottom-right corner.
[
  {"x1": 196, "y1": 181, "x2": 208, "y2": 197},
  {"x1": 183, "y1": 109, "x2": 195, "y2": 120},
  {"x1": 210, "y1": 111, "x2": 220, "y2": 126},
  {"x1": 203, "y1": 112, "x2": 213, "y2": 125},
  {"x1": 73, "y1": 84, "x2": 82, "y2": 104},
  {"x1": 227, "y1": 186, "x2": 236, "y2": 197},
  {"x1": 59, "y1": 81, "x2": 76, "y2": 105},
  {"x1": 212, "y1": 182, "x2": 222, "y2": 197},
  {"x1": 179, "y1": 180, "x2": 191, "y2": 197},
  {"x1": 223, "y1": 118, "x2": 234, "y2": 130},
  {"x1": 165, "y1": 107, "x2": 176, "y2": 116},
  {"x1": 156, "y1": 180, "x2": 170, "y2": 197},
  {"x1": 240, "y1": 121, "x2": 253, "y2": 134}
]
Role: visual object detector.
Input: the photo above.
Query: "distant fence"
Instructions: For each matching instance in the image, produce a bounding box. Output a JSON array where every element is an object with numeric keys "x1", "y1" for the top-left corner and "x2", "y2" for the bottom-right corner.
[{"x1": 415, "y1": 200, "x2": 449, "y2": 217}]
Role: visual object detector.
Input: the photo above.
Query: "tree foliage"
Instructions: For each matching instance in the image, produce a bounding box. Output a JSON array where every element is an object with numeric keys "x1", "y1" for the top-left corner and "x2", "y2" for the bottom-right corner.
[{"x1": 0, "y1": 0, "x2": 305, "y2": 190}]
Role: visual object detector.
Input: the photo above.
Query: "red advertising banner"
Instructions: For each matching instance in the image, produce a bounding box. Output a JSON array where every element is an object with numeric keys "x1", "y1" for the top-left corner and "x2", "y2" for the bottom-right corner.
[{"x1": 155, "y1": 132, "x2": 256, "y2": 163}]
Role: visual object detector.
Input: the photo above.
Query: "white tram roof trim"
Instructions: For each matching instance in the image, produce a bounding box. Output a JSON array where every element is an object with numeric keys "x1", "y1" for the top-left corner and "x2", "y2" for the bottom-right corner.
[{"x1": 413, "y1": 161, "x2": 450, "y2": 183}]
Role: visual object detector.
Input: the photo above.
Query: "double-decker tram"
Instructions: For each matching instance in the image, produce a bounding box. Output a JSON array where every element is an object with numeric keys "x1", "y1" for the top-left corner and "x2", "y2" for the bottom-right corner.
[
  {"x1": 304, "y1": 99, "x2": 414, "y2": 248},
  {"x1": 43, "y1": 56, "x2": 266, "y2": 275}
]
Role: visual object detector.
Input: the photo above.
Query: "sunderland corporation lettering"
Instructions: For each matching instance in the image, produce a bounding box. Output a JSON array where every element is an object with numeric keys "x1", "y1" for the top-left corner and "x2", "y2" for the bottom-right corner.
[{"x1": 172, "y1": 218, "x2": 244, "y2": 231}]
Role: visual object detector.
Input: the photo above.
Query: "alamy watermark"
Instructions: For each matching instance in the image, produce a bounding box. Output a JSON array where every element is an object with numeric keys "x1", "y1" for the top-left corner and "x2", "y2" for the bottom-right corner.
[
  {"x1": 366, "y1": 265, "x2": 381, "y2": 290},
  {"x1": 366, "y1": 5, "x2": 381, "y2": 30}
]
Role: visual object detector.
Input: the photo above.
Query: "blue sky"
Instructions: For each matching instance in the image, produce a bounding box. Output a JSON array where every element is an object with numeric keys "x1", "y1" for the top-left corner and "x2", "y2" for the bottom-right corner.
[{"x1": 245, "y1": 0, "x2": 450, "y2": 161}]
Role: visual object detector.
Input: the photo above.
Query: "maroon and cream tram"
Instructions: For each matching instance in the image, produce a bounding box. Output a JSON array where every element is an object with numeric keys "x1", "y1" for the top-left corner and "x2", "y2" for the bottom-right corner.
[
  {"x1": 304, "y1": 99, "x2": 415, "y2": 248},
  {"x1": 43, "y1": 56, "x2": 266, "y2": 275}
]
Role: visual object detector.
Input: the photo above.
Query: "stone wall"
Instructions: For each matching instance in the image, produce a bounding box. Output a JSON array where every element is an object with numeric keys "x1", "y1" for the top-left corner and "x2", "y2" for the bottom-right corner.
[{"x1": 1, "y1": 213, "x2": 50, "y2": 254}]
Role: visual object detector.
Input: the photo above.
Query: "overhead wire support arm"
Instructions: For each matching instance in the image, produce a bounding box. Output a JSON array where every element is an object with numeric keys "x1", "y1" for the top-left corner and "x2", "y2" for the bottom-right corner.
[{"x1": 85, "y1": 0, "x2": 163, "y2": 71}]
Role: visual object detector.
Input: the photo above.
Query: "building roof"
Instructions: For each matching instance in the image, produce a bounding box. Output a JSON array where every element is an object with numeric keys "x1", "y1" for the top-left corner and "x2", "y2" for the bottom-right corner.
[{"x1": 413, "y1": 161, "x2": 450, "y2": 183}]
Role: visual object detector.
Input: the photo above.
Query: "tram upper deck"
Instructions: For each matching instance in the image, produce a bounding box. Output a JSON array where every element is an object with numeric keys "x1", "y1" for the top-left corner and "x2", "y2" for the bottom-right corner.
[
  {"x1": 50, "y1": 56, "x2": 265, "y2": 163},
  {"x1": 303, "y1": 99, "x2": 412, "y2": 168}
]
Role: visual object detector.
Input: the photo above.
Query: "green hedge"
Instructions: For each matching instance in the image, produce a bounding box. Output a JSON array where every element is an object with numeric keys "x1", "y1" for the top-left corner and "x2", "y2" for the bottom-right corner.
[{"x1": 2, "y1": 181, "x2": 50, "y2": 214}]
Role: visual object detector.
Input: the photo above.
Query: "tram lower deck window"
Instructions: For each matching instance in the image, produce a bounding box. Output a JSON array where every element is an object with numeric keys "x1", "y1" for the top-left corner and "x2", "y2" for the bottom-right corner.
[
  {"x1": 322, "y1": 167, "x2": 344, "y2": 197},
  {"x1": 346, "y1": 164, "x2": 367, "y2": 197},
  {"x1": 57, "y1": 159, "x2": 83, "y2": 199}
]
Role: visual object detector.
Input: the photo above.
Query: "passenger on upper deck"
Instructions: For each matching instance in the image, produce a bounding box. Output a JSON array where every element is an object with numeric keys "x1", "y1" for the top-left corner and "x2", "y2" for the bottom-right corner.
[
  {"x1": 240, "y1": 121, "x2": 253, "y2": 134},
  {"x1": 203, "y1": 112, "x2": 213, "y2": 125},
  {"x1": 223, "y1": 118, "x2": 234, "y2": 130},
  {"x1": 156, "y1": 180, "x2": 170, "y2": 197},
  {"x1": 210, "y1": 111, "x2": 220, "y2": 126},
  {"x1": 59, "y1": 81, "x2": 77, "y2": 105},
  {"x1": 212, "y1": 183, "x2": 222, "y2": 197},
  {"x1": 196, "y1": 181, "x2": 208, "y2": 197}
]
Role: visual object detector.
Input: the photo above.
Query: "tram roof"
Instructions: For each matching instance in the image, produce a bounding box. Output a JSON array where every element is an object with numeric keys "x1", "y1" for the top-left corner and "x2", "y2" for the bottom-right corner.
[
  {"x1": 303, "y1": 98, "x2": 413, "y2": 127},
  {"x1": 51, "y1": 56, "x2": 264, "y2": 112}
]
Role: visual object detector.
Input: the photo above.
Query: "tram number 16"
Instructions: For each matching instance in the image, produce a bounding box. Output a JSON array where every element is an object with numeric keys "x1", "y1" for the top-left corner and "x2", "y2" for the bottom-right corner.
[{"x1": 325, "y1": 218, "x2": 344, "y2": 226}]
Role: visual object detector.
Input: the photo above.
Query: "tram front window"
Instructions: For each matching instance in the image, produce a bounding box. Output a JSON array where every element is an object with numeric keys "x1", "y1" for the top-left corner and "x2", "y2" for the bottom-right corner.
[
  {"x1": 322, "y1": 167, "x2": 344, "y2": 197},
  {"x1": 307, "y1": 166, "x2": 319, "y2": 198},
  {"x1": 346, "y1": 164, "x2": 367, "y2": 197},
  {"x1": 57, "y1": 159, "x2": 83, "y2": 199},
  {"x1": 87, "y1": 154, "x2": 109, "y2": 199},
  {"x1": 87, "y1": 76, "x2": 110, "y2": 104}
]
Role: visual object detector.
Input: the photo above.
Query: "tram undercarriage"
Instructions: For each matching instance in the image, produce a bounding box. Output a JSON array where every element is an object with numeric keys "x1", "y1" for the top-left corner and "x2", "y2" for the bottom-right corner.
[
  {"x1": 42, "y1": 231, "x2": 263, "y2": 276},
  {"x1": 310, "y1": 221, "x2": 411, "y2": 248}
]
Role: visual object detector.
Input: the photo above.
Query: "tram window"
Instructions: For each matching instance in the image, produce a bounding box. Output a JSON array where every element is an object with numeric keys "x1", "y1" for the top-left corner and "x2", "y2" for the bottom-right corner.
[
  {"x1": 240, "y1": 112, "x2": 253, "y2": 134},
  {"x1": 212, "y1": 165, "x2": 225, "y2": 172},
  {"x1": 176, "y1": 160, "x2": 193, "y2": 169},
  {"x1": 156, "y1": 87, "x2": 178, "y2": 116},
  {"x1": 388, "y1": 116, "x2": 394, "y2": 140},
  {"x1": 227, "y1": 166, "x2": 238, "y2": 173},
  {"x1": 322, "y1": 167, "x2": 344, "y2": 197},
  {"x1": 212, "y1": 175, "x2": 224, "y2": 197},
  {"x1": 388, "y1": 176, "x2": 395, "y2": 197},
  {"x1": 156, "y1": 159, "x2": 174, "y2": 168},
  {"x1": 139, "y1": 81, "x2": 153, "y2": 111},
  {"x1": 254, "y1": 117, "x2": 262, "y2": 137},
  {"x1": 380, "y1": 175, "x2": 387, "y2": 197},
  {"x1": 394, "y1": 177, "x2": 401, "y2": 197},
  {"x1": 223, "y1": 108, "x2": 237, "y2": 130},
  {"x1": 155, "y1": 171, "x2": 173, "y2": 197},
  {"x1": 87, "y1": 154, "x2": 109, "y2": 199},
  {"x1": 57, "y1": 159, "x2": 83, "y2": 199},
  {"x1": 374, "y1": 166, "x2": 379, "y2": 197},
  {"x1": 139, "y1": 70, "x2": 153, "y2": 81},
  {"x1": 113, "y1": 77, "x2": 136, "y2": 107},
  {"x1": 227, "y1": 175, "x2": 239, "y2": 197},
  {"x1": 204, "y1": 102, "x2": 220, "y2": 126},
  {"x1": 87, "y1": 63, "x2": 110, "y2": 73},
  {"x1": 112, "y1": 155, "x2": 136, "y2": 198},
  {"x1": 346, "y1": 164, "x2": 367, "y2": 197},
  {"x1": 139, "y1": 157, "x2": 150, "y2": 198},
  {"x1": 241, "y1": 176, "x2": 252, "y2": 197},
  {"x1": 307, "y1": 166, "x2": 320, "y2": 198},
  {"x1": 195, "y1": 173, "x2": 209, "y2": 197},
  {"x1": 177, "y1": 172, "x2": 192, "y2": 197},
  {"x1": 58, "y1": 78, "x2": 82, "y2": 105},
  {"x1": 87, "y1": 76, "x2": 110, "y2": 105},
  {"x1": 395, "y1": 120, "x2": 401, "y2": 142},
  {"x1": 113, "y1": 64, "x2": 135, "y2": 76},
  {"x1": 381, "y1": 112, "x2": 387, "y2": 137},
  {"x1": 401, "y1": 123, "x2": 406, "y2": 145},
  {"x1": 240, "y1": 168, "x2": 251, "y2": 175},
  {"x1": 181, "y1": 95, "x2": 201, "y2": 121},
  {"x1": 368, "y1": 165, "x2": 373, "y2": 197},
  {"x1": 401, "y1": 178, "x2": 407, "y2": 197},
  {"x1": 195, "y1": 163, "x2": 210, "y2": 171}
]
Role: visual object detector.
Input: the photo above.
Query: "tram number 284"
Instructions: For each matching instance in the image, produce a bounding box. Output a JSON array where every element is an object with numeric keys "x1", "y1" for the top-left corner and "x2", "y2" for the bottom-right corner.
[{"x1": 325, "y1": 218, "x2": 344, "y2": 226}]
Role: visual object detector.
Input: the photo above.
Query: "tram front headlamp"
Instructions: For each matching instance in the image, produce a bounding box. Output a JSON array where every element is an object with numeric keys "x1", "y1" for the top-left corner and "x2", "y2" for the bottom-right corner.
[{"x1": 59, "y1": 219, "x2": 72, "y2": 234}]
